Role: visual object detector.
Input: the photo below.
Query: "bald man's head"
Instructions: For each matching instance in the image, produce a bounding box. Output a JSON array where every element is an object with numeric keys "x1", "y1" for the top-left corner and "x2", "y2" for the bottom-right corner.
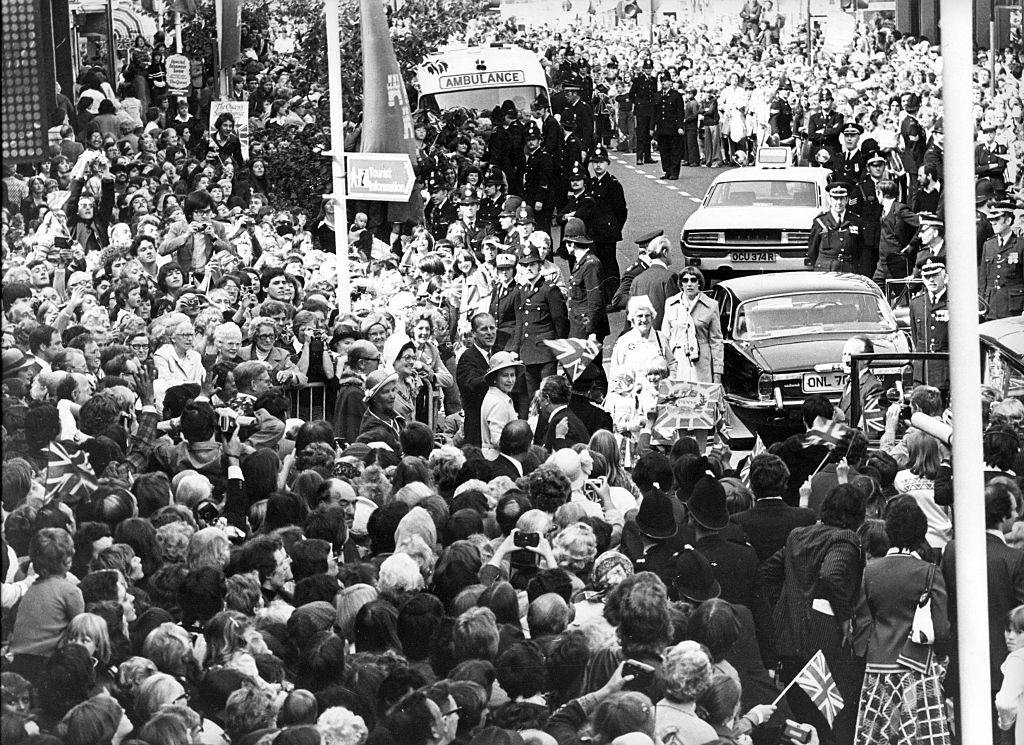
[{"x1": 527, "y1": 592, "x2": 572, "y2": 637}]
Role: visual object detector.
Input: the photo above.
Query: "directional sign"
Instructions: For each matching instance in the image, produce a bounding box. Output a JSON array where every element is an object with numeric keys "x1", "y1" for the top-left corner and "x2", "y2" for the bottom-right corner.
[{"x1": 346, "y1": 153, "x2": 415, "y2": 202}]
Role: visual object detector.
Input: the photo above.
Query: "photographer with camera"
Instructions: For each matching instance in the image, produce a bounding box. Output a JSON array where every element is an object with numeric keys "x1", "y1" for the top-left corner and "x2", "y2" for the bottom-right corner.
[
  {"x1": 879, "y1": 384, "x2": 946, "y2": 468},
  {"x1": 157, "y1": 190, "x2": 235, "y2": 284}
]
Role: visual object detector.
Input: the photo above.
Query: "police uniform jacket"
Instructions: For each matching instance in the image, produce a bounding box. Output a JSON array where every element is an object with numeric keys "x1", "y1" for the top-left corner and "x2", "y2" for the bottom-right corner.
[
  {"x1": 609, "y1": 257, "x2": 650, "y2": 312},
  {"x1": 557, "y1": 192, "x2": 597, "y2": 249},
  {"x1": 979, "y1": 232, "x2": 1024, "y2": 318},
  {"x1": 541, "y1": 114, "x2": 563, "y2": 165},
  {"x1": 489, "y1": 280, "x2": 524, "y2": 352},
  {"x1": 568, "y1": 251, "x2": 609, "y2": 338},
  {"x1": 769, "y1": 96, "x2": 794, "y2": 143},
  {"x1": 517, "y1": 276, "x2": 569, "y2": 364},
  {"x1": 458, "y1": 219, "x2": 490, "y2": 253},
  {"x1": 488, "y1": 125, "x2": 517, "y2": 187},
  {"x1": 506, "y1": 120, "x2": 528, "y2": 184},
  {"x1": 425, "y1": 197, "x2": 457, "y2": 238},
  {"x1": 909, "y1": 287, "x2": 949, "y2": 389},
  {"x1": 587, "y1": 172, "x2": 628, "y2": 243},
  {"x1": 806, "y1": 210, "x2": 862, "y2": 266},
  {"x1": 523, "y1": 147, "x2": 556, "y2": 208},
  {"x1": 975, "y1": 142, "x2": 1008, "y2": 189},
  {"x1": 628, "y1": 73, "x2": 658, "y2": 117},
  {"x1": 852, "y1": 177, "x2": 883, "y2": 245},
  {"x1": 478, "y1": 193, "x2": 505, "y2": 230},
  {"x1": 654, "y1": 88, "x2": 685, "y2": 135},
  {"x1": 570, "y1": 98, "x2": 595, "y2": 153},
  {"x1": 836, "y1": 148, "x2": 865, "y2": 183},
  {"x1": 913, "y1": 243, "x2": 946, "y2": 277},
  {"x1": 807, "y1": 110, "x2": 843, "y2": 153},
  {"x1": 558, "y1": 133, "x2": 587, "y2": 184}
]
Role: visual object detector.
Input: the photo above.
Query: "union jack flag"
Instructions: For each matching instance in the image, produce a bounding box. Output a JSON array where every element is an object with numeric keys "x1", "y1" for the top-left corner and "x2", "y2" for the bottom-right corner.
[
  {"x1": 542, "y1": 338, "x2": 601, "y2": 382},
  {"x1": 793, "y1": 650, "x2": 845, "y2": 727},
  {"x1": 45, "y1": 440, "x2": 97, "y2": 504},
  {"x1": 804, "y1": 421, "x2": 852, "y2": 449}
]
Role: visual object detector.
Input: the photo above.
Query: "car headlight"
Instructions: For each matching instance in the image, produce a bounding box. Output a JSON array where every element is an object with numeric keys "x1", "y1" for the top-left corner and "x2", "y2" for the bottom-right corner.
[{"x1": 757, "y1": 372, "x2": 774, "y2": 401}]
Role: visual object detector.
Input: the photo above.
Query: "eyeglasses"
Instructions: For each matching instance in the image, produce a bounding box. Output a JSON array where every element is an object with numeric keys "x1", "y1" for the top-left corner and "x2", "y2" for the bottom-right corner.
[
  {"x1": 255, "y1": 333, "x2": 276, "y2": 340},
  {"x1": 130, "y1": 343, "x2": 150, "y2": 351}
]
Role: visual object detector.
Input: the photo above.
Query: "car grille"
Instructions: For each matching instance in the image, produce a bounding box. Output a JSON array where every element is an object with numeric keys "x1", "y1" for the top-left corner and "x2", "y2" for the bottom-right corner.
[
  {"x1": 724, "y1": 229, "x2": 781, "y2": 244},
  {"x1": 684, "y1": 231, "x2": 724, "y2": 246},
  {"x1": 783, "y1": 229, "x2": 811, "y2": 245}
]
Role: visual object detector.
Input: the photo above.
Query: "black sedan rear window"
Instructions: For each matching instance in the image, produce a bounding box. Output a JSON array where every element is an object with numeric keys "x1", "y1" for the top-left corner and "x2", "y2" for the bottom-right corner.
[{"x1": 735, "y1": 292, "x2": 896, "y2": 339}]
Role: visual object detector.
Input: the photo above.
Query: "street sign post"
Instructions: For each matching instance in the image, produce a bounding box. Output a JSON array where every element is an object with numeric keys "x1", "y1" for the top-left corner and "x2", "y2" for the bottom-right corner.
[{"x1": 345, "y1": 153, "x2": 415, "y2": 202}]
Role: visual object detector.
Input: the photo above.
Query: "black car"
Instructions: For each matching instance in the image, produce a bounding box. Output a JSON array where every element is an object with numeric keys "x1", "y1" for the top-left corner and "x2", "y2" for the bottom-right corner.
[{"x1": 709, "y1": 272, "x2": 910, "y2": 443}]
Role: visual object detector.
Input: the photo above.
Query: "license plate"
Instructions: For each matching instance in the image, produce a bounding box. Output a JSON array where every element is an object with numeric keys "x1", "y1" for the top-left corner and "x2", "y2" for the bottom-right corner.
[
  {"x1": 802, "y1": 371, "x2": 848, "y2": 393},
  {"x1": 731, "y1": 251, "x2": 776, "y2": 262}
]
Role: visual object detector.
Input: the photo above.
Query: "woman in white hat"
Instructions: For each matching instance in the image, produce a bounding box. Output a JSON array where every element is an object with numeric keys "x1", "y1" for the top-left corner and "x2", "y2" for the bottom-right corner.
[
  {"x1": 609, "y1": 295, "x2": 671, "y2": 383},
  {"x1": 356, "y1": 369, "x2": 403, "y2": 454},
  {"x1": 480, "y1": 351, "x2": 523, "y2": 460}
]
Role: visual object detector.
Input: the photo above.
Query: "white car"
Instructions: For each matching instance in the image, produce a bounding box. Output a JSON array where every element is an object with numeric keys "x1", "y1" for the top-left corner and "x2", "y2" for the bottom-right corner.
[{"x1": 679, "y1": 148, "x2": 832, "y2": 277}]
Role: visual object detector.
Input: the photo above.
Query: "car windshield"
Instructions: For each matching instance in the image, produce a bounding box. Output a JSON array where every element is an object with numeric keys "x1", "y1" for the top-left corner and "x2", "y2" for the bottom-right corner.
[
  {"x1": 735, "y1": 292, "x2": 897, "y2": 339},
  {"x1": 706, "y1": 180, "x2": 818, "y2": 208}
]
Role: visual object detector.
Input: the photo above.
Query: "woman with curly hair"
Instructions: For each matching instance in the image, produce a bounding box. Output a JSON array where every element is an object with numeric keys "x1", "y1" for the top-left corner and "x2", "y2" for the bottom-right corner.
[
  {"x1": 527, "y1": 463, "x2": 572, "y2": 515},
  {"x1": 654, "y1": 640, "x2": 718, "y2": 743}
]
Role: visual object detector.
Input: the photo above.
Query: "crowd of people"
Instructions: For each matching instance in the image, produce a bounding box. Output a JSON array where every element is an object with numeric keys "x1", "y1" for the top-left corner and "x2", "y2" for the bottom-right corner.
[{"x1": 1, "y1": 2, "x2": 1024, "y2": 745}]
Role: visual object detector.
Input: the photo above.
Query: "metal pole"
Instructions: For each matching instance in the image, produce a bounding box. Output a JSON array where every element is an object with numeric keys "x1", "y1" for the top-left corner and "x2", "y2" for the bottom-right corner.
[
  {"x1": 106, "y1": 0, "x2": 116, "y2": 87},
  {"x1": 940, "y1": 0, "x2": 993, "y2": 743},
  {"x1": 807, "y1": 0, "x2": 813, "y2": 69},
  {"x1": 325, "y1": 0, "x2": 351, "y2": 314},
  {"x1": 989, "y1": 0, "x2": 997, "y2": 97},
  {"x1": 175, "y1": 12, "x2": 183, "y2": 54}
]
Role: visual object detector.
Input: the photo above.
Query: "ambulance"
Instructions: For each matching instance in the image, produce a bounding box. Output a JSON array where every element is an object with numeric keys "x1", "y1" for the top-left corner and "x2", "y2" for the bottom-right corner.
[{"x1": 415, "y1": 45, "x2": 549, "y2": 113}]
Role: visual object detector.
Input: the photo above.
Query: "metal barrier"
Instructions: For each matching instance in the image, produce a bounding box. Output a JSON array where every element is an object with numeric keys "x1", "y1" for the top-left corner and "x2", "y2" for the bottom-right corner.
[{"x1": 289, "y1": 382, "x2": 329, "y2": 421}]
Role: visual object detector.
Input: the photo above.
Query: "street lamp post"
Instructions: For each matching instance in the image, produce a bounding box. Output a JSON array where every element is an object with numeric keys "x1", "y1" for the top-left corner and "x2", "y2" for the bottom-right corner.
[{"x1": 325, "y1": 0, "x2": 351, "y2": 313}]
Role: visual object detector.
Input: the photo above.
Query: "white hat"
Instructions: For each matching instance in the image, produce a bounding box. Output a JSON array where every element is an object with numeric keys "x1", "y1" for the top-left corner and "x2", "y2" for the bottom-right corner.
[{"x1": 626, "y1": 294, "x2": 656, "y2": 321}]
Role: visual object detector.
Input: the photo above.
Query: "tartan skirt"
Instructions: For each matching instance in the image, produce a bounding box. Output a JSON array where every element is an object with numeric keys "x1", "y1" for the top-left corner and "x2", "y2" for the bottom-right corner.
[{"x1": 855, "y1": 666, "x2": 951, "y2": 745}]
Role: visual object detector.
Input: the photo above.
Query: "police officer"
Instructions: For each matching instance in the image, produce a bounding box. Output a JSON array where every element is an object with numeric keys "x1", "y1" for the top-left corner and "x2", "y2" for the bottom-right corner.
[
  {"x1": 768, "y1": 79, "x2": 795, "y2": 148},
  {"x1": 588, "y1": 145, "x2": 628, "y2": 301},
  {"x1": 980, "y1": 201, "x2": 1024, "y2": 319},
  {"x1": 478, "y1": 165, "x2": 507, "y2": 231},
  {"x1": 533, "y1": 94, "x2": 563, "y2": 170},
  {"x1": 805, "y1": 178, "x2": 862, "y2": 273},
  {"x1": 557, "y1": 161, "x2": 596, "y2": 261},
  {"x1": 516, "y1": 240, "x2": 569, "y2": 404},
  {"x1": 555, "y1": 109, "x2": 587, "y2": 215},
  {"x1": 899, "y1": 93, "x2": 926, "y2": 200},
  {"x1": 909, "y1": 257, "x2": 949, "y2": 394},
  {"x1": 629, "y1": 59, "x2": 658, "y2": 166},
  {"x1": 975, "y1": 123, "x2": 1008, "y2": 195},
  {"x1": 563, "y1": 75, "x2": 595, "y2": 156},
  {"x1": 853, "y1": 152, "x2": 886, "y2": 276},
  {"x1": 489, "y1": 248, "x2": 523, "y2": 352},
  {"x1": 912, "y1": 212, "x2": 945, "y2": 277},
  {"x1": 522, "y1": 121, "x2": 556, "y2": 232},
  {"x1": 425, "y1": 174, "x2": 456, "y2": 239},
  {"x1": 807, "y1": 89, "x2": 843, "y2": 156},
  {"x1": 835, "y1": 122, "x2": 866, "y2": 184},
  {"x1": 655, "y1": 71, "x2": 684, "y2": 180},
  {"x1": 496, "y1": 196, "x2": 523, "y2": 248},
  {"x1": 455, "y1": 185, "x2": 489, "y2": 253},
  {"x1": 565, "y1": 217, "x2": 609, "y2": 345}
]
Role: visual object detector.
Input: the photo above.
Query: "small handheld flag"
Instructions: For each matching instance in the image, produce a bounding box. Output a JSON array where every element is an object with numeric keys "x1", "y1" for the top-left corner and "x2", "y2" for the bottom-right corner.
[
  {"x1": 773, "y1": 649, "x2": 845, "y2": 727},
  {"x1": 542, "y1": 338, "x2": 601, "y2": 382}
]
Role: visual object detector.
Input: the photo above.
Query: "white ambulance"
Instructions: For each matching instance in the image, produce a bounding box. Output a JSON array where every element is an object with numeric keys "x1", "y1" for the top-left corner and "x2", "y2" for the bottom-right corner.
[{"x1": 415, "y1": 44, "x2": 549, "y2": 113}]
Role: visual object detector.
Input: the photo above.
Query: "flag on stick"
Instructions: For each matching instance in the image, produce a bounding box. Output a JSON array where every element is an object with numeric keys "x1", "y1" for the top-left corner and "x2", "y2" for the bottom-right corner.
[
  {"x1": 773, "y1": 650, "x2": 845, "y2": 727},
  {"x1": 804, "y1": 421, "x2": 851, "y2": 449},
  {"x1": 542, "y1": 338, "x2": 601, "y2": 382},
  {"x1": 45, "y1": 440, "x2": 97, "y2": 505}
]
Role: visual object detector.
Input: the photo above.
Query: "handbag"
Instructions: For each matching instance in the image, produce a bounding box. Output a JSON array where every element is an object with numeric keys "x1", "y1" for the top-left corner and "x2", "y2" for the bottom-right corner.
[{"x1": 896, "y1": 563, "x2": 936, "y2": 674}]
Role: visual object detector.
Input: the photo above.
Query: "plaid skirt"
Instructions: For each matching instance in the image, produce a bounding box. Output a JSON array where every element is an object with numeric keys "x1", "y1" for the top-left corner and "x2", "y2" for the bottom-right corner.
[{"x1": 855, "y1": 666, "x2": 951, "y2": 745}]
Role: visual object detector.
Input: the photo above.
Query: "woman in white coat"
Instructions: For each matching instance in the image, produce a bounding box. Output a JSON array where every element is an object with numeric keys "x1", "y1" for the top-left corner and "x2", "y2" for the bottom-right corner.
[
  {"x1": 480, "y1": 351, "x2": 523, "y2": 460},
  {"x1": 152, "y1": 315, "x2": 205, "y2": 407}
]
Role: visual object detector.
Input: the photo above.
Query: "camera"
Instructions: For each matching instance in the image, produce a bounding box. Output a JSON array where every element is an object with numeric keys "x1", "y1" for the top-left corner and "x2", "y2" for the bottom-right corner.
[
  {"x1": 54, "y1": 236, "x2": 70, "y2": 249},
  {"x1": 513, "y1": 531, "x2": 540, "y2": 548},
  {"x1": 885, "y1": 387, "x2": 912, "y2": 422},
  {"x1": 622, "y1": 660, "x2": 656, "y2": 691},
  {"x1": 782, "y1": 720, "x2": 813, "y2": 744}
]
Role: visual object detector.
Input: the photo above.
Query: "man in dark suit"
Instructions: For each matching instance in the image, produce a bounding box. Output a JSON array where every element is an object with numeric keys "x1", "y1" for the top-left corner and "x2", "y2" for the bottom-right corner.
[
  {"x1": 654, "y1": 72, "x2": 684, "y2": 180},
  {"x1": 941, "y1": 482, "x2": 1024, "y2": 741},
  {"x1": 629, "y1": 235, "x2": 677, "y2": 329},
  {"x1": 837, "y1": 335, "x2": 885, "y2": 438},
  {"x1": 455, "y1": 313, "x2": 497, "y2": 448},
  {"x1": 872, "y1": 178, "x2": 921, "y2": 284},
  {"x1": 909, "y1": 257, "x2": 949, "y2": 394},
  {"x1": 732, "y1": 454, "x2": 817, "y2": 563},
  {"x1": 628, "y1": 59, "x2": 658, "y2": 165},
  {"x1": 569, "y1": 374, "x2": 613, "y2": 436},
  {"x1": 491, "y1": 419, "x2": 533, "y2": 480},
  {"x1": 899, "y1": 93, "x2": 926, "y2": 201},
  {"x1": 535, "y1": 374, "x2": 589, "y2": 451}
]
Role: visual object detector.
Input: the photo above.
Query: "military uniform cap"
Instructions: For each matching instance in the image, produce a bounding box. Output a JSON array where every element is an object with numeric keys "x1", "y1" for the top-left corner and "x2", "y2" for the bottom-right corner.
[
  {"x1": 495, "y1": 251, "x2": 517, "y2": 269},
  {"x1": 919, "y1": 257, "x2": 946, "y2": 275},
  {"x1": 635, "y1": 229, "x2": 664, "y2": 246},
  {"x1": 985, "y1": 201, "x2": 1017, "y2": 219},
  {"x1": 981, "y1": 122, "x2": 997, "y2": 132},
  {"x1": 866, "y1": 152, "x2": 886, "y2": 166},
  {"x1": 918, "y1": 212, "x2": 943, "y2": 228},
  {"x1": 562, "y1": 75, "x2": 583, "y2": 90},
  {"x1": 842, "y1": 122, "x2": 864, "y2": 135},
  {"x1": 825, "y1": 177, "x2": 852, "y2": 195}
]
